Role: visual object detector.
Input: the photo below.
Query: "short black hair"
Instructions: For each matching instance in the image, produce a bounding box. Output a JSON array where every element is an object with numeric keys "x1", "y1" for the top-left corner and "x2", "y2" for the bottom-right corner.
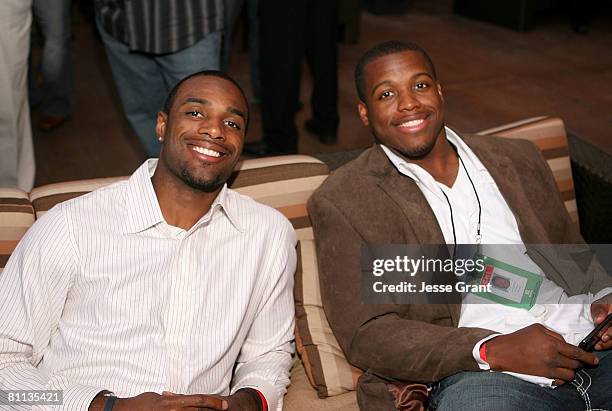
[
  {"x1": 354, "y1": 41, "x2": 437, "y2": 102},
  {"x1": 162, "y1": 70, "x2": 250, "y2": 131}
]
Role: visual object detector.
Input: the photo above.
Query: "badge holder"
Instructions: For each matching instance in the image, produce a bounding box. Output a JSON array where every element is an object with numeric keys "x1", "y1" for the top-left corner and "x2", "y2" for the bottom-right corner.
[{"x1": 468, "y1": 255, "x2": 543, "y2": 310}]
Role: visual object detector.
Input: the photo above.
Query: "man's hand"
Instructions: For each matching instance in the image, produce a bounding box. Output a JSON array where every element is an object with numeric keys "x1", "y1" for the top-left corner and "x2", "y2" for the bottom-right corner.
[
  {"x1": 222, "y1": 389, "x2": 261, "y2": 411},
  {"x1": 486, "y1": 324, "x2": 599, "y2": 385},
  {"x1": 111, "y1": 392, "x2": 228, "y2": 411},
  {"x1": 591, "y1": 293, "x2": 612, "y2": 351},
  {"x1": 162, "y1": 389, "x2": 260, "y2": 411}
]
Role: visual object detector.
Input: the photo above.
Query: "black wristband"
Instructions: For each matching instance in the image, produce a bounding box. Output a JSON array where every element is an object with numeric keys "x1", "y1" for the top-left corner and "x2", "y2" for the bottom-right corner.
[
  {"x1": 237, "y1": 388, "x2": 263, "y2": 411},
  {"x1": 103, "y1": 395, "x2": 117, "y2": 411}
]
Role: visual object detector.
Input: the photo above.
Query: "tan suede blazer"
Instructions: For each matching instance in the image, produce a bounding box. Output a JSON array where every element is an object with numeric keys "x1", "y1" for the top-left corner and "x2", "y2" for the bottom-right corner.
[{"x1": 308, "y1": 133, "x2": 611, "y2": 409}]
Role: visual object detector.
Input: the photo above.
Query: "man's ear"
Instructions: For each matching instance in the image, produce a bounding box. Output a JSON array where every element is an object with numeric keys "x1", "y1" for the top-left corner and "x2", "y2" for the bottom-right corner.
[
  {"x1": 358, "y1": 102, "x2": 369, "y2": 127},
  {"x1": 437, "y1": 83, "x2": 444, "y2": 102},
  {"x1": 156, "y1": 112, "x2": 167, "y2": 142}
]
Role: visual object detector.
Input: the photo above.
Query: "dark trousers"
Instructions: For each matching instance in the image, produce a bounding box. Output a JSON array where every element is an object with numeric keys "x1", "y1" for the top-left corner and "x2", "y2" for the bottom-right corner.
[{"x1": 259, "y1": 0, "x2": 338, "y2": 152}]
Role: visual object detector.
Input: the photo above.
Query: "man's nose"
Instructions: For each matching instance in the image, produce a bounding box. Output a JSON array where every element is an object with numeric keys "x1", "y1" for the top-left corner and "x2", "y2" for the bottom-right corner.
[
  {"x1": 398, "y1": 91, "x2": 420, "y2": 111},
  {"x1": 198, "y1": 120, "x2": 224, "y2": 139}
]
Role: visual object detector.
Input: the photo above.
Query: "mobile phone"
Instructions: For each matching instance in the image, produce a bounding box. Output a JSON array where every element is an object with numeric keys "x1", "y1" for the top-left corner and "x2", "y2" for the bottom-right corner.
[{"x1": 579, "y1": 313, "x2": 612, "y2": 352}]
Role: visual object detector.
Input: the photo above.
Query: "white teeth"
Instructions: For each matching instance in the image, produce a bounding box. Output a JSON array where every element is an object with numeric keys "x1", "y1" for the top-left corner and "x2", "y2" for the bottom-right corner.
[
  {"x1": 192, "y1": 146, "x2": 221, "y2": 157},
  {"x1": 399, "y1": 119, "x2": 425, "y2": 128}
]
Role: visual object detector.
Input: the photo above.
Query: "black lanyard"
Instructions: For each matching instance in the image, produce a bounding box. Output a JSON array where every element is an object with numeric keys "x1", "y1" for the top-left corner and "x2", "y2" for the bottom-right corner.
[{"x1": 439, "y1": 153, "x2": 482, "y2": 258}]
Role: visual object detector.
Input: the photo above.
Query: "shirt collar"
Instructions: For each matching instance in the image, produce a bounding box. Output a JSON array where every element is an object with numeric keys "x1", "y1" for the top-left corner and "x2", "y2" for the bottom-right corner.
[
  {"x1": 381, "y1": 126, "x2": 485, "y2": 183},
  {"x1": 206, "y1": 184, "x2": 244, "y2": 233},
  {"x1": 123, "y1": 159, "x2": 242, "y2": 234}
]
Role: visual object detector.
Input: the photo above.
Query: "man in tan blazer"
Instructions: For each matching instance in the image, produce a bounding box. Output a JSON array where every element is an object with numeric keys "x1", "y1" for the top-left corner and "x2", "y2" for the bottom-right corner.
[{"x1": 308, "y1": 41, "x2": 612, "y2": 410}]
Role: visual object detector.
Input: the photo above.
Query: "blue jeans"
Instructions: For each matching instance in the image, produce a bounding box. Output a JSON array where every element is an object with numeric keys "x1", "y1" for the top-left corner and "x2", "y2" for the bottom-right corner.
[
  {"x1": 96, "y1": 21, "x2": 221, "y2": 157},
  {"x1": 30, "y1": 0, "x2": 73, "y2": 118},
  {"x1": 429, "y1": 351, "x2": 612, "y2": 411}
]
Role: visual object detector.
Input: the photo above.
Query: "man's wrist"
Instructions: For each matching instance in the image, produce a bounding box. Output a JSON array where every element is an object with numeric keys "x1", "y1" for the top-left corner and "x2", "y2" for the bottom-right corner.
[
  {"x1": 88, "y1": 391, "x2": 113, "y2": 411},
  {"x1": 484, "y1": 335, "x2": 505, "y2": 371},
  {"x1": 233, "y1": 388, "x2": 266, "y2": 411},
  {"x1": 472, "y1": 333, "x2": 500, "y2": 370},
  {"x1": 479, "y1": 343, "x2": 488, "y2": 363},
  {"x1": 103, "y1": 394, "x2": 117, "y2": 411}
]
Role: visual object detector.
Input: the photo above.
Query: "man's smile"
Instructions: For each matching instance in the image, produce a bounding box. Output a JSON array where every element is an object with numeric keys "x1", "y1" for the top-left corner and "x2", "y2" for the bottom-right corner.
[
  {"x1": 393, "y1": 113, "x2": 431, "y2": 132},
  {"x1": 192, "y1": 145, "x2": 222, "y2": 157},
  {"x1": 186, "y1": 140, "x2": 231, "y2": 163}
]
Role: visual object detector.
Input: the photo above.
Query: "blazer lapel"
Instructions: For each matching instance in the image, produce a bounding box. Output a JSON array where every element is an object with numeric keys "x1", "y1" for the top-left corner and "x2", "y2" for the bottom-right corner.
[
  {"x1": 368, "y1": 146, "x2": 462, "y2": 324},
  {"x1": 370, "y1": 146, "x2": 445, "y2": 245}
]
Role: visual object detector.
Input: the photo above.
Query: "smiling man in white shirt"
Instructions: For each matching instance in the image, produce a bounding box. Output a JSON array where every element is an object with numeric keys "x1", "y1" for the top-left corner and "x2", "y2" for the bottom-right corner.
[
  {"x1": 0, "y1": 71, "x2": 296, "y2": 411},
  {"x1": 308, "y1": 41, "x2": 612, "y2": 410}
]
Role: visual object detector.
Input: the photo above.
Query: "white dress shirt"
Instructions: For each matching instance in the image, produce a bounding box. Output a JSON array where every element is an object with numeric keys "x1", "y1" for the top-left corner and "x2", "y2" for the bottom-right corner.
[
  {"x1": 0, "y1": 159, "x2": 297, "y2": 410},
  {"x1": 382, "y1": 128, "x2": 611, "y2": 387}
]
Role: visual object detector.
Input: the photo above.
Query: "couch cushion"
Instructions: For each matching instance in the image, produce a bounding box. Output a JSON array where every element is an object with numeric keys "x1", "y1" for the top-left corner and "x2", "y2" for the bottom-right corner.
[
  {"x1": 30, "y1": 177, "x2": 128, "y2": 218},
  {"x1": 477, "y1": 116, "x2": 578, "y2": 223},
  {"x1": 284, "y1": 357, "x2": 358, "y2": 410},
  {"x1": 229, "y1": 155, "x2": 329, "y2": 239},
  {"x1": 294, "y1": 239, "x2": 362, "y2": 398},
  {"x1": 0, "y1": 188, "x2": 35, "y2": 271}
]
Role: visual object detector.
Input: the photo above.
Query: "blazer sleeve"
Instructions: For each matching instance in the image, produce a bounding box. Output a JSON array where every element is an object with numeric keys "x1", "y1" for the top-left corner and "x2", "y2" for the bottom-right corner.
[{"x1": 308, "y1": 192, "x2": 493, "y2": 384}]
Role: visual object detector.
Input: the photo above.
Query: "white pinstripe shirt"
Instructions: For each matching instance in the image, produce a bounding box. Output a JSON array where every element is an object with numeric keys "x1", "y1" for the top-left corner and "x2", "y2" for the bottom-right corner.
[{"x1": 0, "y1": 159, "x2": 296, "y2": 410}]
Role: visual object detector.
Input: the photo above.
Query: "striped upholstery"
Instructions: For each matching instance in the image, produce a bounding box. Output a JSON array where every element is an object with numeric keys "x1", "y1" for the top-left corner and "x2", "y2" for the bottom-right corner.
[
  {"x1": 294, "y1": 239, "x2": 362, "y2": 398},
  {"x1": 284, "y1": 358, "x2": 358, "y2": 410},
  {"x1": 0, "y1": 189, "x2": 35, "y2": 271},
  {"x1": 229, "y1": 155, "x2": 328, "y2": 241},
  {"x1": 477, "y1": 116, "x2": 578, "y2": 224},
  {"x1": 30, "y1": 177, "x2": 128, "y2": 219}
]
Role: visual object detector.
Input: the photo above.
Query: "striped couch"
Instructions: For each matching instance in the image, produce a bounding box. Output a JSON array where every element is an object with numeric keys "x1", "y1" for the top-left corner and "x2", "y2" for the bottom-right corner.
[{"x1": 0, "y1": 116, "x2": 576, "y2": 410}]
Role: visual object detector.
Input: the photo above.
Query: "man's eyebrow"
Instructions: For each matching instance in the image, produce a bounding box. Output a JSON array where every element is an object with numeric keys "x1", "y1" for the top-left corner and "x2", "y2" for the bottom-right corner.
[
  {"x1": 414, "y1": 72, "x2": 435, "y2": 80},
  {"x1": 180, "y1": 97, "x2": 210, "y2": 106},
  {"x1": 371, "y1": 80, "x2": 391, "y2": 97},
  {"x1": 370, "y1": 72, "x2": 435, "y2": 96},
  {"x1": 179, "y1": 98, "x2": 245, "y2": 119},
  {"x1": 228, "y1": 107, "x2": 246, "y2": 121}
]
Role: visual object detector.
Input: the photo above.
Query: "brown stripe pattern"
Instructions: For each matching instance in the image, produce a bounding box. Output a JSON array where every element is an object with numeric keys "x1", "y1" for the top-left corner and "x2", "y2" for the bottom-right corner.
[
  {"x1": 294, "y1": 244, "x2": 329, "y2": 397},
  {"x1": 228, "y1": 162, "x2": 329, "y2": 189},
  {"x1": 0, "y1": 198, "x2": 34, "y2": 215},
  {"x1": 1, "y1": 195, "x2": 35, "y2": 269},
  {"x1": 479, "y1": 116, "x2": 577, "y2": 223},
  {"x1": 31, "y1": 192, "x2": 89, "y2": 214},
  {"x1": 0, "y1": 255, "x2": 9, "y2": 268},
  {"x1": 293, "y1": 240, "x2": 361, "y2": 398},
  {"x1": 542, "y1": 146, "x2": 569, "y2": 160}
]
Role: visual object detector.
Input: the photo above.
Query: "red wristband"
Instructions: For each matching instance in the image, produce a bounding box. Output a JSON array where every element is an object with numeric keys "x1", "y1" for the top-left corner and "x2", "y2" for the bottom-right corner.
[
  {"x1": 479, "y1": 343, "x2": 488, "y2": 363},
  {"x1": 254, "y1": 390, "x2": 268, "y2": 411}
]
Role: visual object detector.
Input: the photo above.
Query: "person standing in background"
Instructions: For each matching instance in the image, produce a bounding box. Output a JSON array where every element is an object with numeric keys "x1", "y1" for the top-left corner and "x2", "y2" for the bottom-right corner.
[
  {"x1": 221, "y1": 0, "x2": 261, "y2": 104},
  {"x1": 30, "y1": 0, "x2": 74, "y2": 132},
  {"x1": 94, "y1": 0, "x2": 223, "y2": 157},
  {"x1": 245, "y1": 0, "x2": 339, "y2": 156},
  {"x1": 0, "y1": 0, "x2": 36, "y2": 191}
]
